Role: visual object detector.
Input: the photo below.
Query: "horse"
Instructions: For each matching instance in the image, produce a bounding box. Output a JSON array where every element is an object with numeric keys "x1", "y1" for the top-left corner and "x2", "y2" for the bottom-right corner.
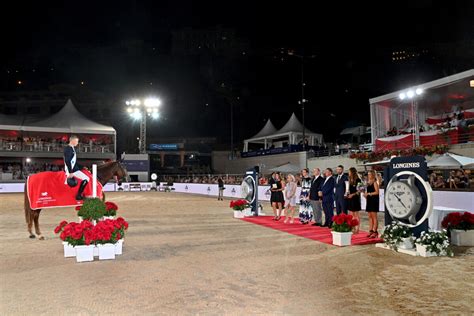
[{"x1": 24, "y1": 161, "x2": 128, "y2": 240}]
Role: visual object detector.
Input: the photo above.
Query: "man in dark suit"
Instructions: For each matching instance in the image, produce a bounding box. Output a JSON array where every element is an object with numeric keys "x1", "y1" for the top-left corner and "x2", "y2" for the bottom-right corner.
[
  {"x1": 309, "y1": 168, "x2": 324, "y2": 226},
  {"x1": 320, "y1": 168, "x2": 335, "y2": 227},
  {"x1": 334, "y1": 165, "x2": 349, "y2": 214}
]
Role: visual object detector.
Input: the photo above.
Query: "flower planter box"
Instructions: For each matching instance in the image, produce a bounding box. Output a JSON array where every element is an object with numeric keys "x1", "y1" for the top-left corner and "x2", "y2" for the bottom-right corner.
[
  {"x1": 75, "y1": 245, "x2": 94, "y2": 262},
  {"x1": 397, "y1": 237, "x2": 414, "y2": 250},
  {"x1": 98, "y1": 243, "x2": 116, "y2": 260},
  {"x1": 331, "y1": 231, "x2": 352, "y2": 246},
  {"x1": 243, "y1": 208, "x2": 253, "y2": 217},
  {"x1": 233, "y1": 211, "x2": 245, "y2": 218},
  {"x1": 416, "y1": 244, "x2": 446, "y2": 257},
  {"x1": 63, "y1": 242, "x2": 75, "y2": 258},
  {"x1": 115, "y1": 239, "x2": 124, "y2": 255},
  {"x1": 450, "y1": 229, "x2": 474, "y2": 246},
  {"x1": 78, "y1": 217, "x2": 96, "y2": 225}
]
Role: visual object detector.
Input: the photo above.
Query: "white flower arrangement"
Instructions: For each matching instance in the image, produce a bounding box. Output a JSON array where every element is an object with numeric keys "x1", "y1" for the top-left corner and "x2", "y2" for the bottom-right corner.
[
  {"x1": 415, "y1": 230, "x2": 453, "y2": 257},
  {"x1": 381, "y1": 222, "x2": 413, "y2": 251}
]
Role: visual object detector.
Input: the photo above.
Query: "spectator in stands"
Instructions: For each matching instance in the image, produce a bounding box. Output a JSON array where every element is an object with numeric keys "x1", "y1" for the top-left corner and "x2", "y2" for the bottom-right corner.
[
  {"x1": 456, "y1": 170, "x2": 469, "y2": 188},
  {"x1": 402, "y1": 119, "x2": 410, "y2": 130},
  {"x1": 434, "y1": 176, "x2": 446, "y2": 189},
  {"x1": 429, "y1": 173, "x2": 437, "y2": 187}
]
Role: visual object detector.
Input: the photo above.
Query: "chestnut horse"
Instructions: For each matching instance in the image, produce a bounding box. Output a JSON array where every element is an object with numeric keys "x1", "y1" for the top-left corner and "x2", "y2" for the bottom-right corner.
[{"x1": 24, "y1": 161, "x2": 128, "y2": 240}]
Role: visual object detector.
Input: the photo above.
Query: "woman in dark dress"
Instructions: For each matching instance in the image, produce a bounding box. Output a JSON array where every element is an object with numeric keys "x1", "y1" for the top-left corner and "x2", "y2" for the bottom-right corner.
[
  {"x1": 347, "y1": 167, "x2": 361, "y2": 233},
  {"x1": 364, "y1": 170, "x2": 380, "y2": 238},
  {"x1": 270, "y1": 172, "x2": 285, "y2": 220}
]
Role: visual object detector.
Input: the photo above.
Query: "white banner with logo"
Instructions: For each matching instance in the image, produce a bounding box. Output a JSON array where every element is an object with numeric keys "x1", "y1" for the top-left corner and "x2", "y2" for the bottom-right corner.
[{"x1": 1, "y1": 182, "x2": 472, "y2": 211}]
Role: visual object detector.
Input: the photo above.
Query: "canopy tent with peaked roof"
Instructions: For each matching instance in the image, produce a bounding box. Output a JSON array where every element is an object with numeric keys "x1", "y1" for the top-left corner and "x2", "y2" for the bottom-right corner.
[
  {"x1": 427, "y1": 152, "x2": 474, "y2": 169},
  {"x1": 0, "y1": 99, "x2": 116, "y2": 135},
  {"x1": 243, "y1": 113, "x2": 324, "y2": 152},
  {"x1": 0, "y1": 99, "x2": 116, "y2": 153}
]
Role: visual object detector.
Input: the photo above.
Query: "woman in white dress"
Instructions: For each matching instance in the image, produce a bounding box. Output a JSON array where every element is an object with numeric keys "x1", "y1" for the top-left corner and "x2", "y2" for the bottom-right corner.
[{"x1": 284, "y1": 174, "x2": 298, "y2": 224}]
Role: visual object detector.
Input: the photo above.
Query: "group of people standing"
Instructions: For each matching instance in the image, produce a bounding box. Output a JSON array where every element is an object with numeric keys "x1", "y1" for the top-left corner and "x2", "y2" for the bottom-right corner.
[{"x1": 268, "y1": 165, "x2": 380, "y2": 238}]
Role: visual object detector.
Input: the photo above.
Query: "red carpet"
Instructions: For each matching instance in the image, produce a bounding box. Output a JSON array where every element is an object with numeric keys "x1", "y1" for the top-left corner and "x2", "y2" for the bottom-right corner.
[{"x1": 240, "y1": 216, "x2": 382, "y2": 246}]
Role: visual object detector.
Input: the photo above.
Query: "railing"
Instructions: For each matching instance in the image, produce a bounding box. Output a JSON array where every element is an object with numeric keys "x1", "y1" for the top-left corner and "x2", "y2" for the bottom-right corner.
[
  {"x1": 374, "y1": 127, "x2": 474, "y2": 152},
  {"x1": 0, "y1": 141, "x2": 114, "y2": 154}
]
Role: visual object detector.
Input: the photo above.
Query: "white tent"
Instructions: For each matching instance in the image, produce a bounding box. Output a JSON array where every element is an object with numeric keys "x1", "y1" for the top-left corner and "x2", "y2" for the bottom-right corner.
[
  {"x1": 427, "y1": 153, "x2": 474, "y2": 169},
  {"x1": 0, "y1": 113, "x2": 24, "y2": 131},
  {"x1": 243, "y1": 113, "x2": 324, "y2": 152},
  {"x1": 0, "y1": 100, "x2": 115, "y2": 135},
  {"x1": 22, "y1": 99, "x2": 116, "y2": 135}
]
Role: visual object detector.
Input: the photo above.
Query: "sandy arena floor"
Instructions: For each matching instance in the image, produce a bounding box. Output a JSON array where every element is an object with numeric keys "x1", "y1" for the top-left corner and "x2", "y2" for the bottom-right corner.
[{"x1": 0, "y1": 192, "x2": 473, "y2": 315}]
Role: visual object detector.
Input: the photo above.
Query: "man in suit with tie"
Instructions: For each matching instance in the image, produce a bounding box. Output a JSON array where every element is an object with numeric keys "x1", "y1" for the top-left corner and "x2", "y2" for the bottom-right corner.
[
  {"x1": 319, "y1": 168, "x2": 336, "y2": 227},
  {"x1": 309, "y1": 168, "x2": 324, "y2": 226},
  {"x1": 334, "y1": 165, "x2": 349, "y2": 215}
]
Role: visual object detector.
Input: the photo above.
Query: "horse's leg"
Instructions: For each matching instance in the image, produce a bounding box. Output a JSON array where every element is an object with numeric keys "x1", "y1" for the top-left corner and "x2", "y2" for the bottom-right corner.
[
  {"x1": 24, "y1": 185, "x2": 35, "y2": 238},
  {"x1": 33, "y1": 210, "x2": 44, "y2": 240}
]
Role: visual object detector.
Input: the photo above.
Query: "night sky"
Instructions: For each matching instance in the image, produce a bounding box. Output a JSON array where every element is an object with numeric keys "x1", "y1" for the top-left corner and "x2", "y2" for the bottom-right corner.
[{"x1": 2, "y1": 0, "x2": 474, "y2": 146}]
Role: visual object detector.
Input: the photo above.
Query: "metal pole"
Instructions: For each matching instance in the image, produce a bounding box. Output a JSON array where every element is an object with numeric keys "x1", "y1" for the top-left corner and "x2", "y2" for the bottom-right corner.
[
  {"x1": 230, "y1": 101, "x2": 234, "y2": 160},
  {"x1": 139, "y1": 111, "x2": 146, "y2": 154},
  {"x1": 414, "y1": 100, "x2": 420, "y2": 147},
  {"x1": 301, "y1": 56, "x2": 305, "y2": 153},
  {"x1": 92, "y1": 164, "x2": 97, "y2": 198}
]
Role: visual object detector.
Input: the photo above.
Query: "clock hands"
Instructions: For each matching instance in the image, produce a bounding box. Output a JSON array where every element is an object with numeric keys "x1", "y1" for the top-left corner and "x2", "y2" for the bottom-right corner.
[{"x1": 393, "y1": 193, "x2": 408, "y2": 209}]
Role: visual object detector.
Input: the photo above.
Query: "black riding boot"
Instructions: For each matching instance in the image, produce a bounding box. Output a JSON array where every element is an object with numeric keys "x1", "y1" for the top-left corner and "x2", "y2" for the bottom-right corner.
[{"x1": 76, "y1": 180, "x2": 88, "y2": 200}]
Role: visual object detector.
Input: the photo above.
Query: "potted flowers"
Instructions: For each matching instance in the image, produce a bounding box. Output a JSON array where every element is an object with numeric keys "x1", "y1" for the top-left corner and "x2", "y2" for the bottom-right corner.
[
  {"x1": 381, "y1": 222, "x2": 414, "y2": 251},
  {"x1": 54, "y1": 220, "x2": 74, "y2": 257},
  {"x1": 58, "y1": 220, "x2": 95, "y2": 262},
  {"x1": 230, "y1": 199, "x2": 249, "y2": 218},
  {"x1": 93, "y1": 220, "x2": 118, "y2": 260},
  {"x1": 441, "y1": 212, "x2": 474, "y2": 246},
  {"x1": 103, "y1": 201, "x2": 118, "y2": 220},
  {"x1": 415, "y1": 230, "x2": 453, "y2": 257},
  {"x1": 113, "y1": 217, "x2": 129, "y2": 255},
  {"x1": 331, "y1": 214, "x2": 359, "y2": 246},
  {"x1": 77, "y1": 198, "x2": 106, "y2": 224}
]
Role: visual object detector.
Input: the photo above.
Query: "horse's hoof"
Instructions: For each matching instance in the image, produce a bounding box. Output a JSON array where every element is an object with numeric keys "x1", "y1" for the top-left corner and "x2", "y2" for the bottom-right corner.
[
  {"x1": 29, "y1": 234, "x2": 36, "y2": 239},
  {"x1": 38, "y1": 235, "x2": 45, "y2": 240}
]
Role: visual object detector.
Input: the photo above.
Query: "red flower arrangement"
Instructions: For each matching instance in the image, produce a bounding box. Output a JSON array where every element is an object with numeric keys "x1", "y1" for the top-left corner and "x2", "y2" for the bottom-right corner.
[
  {"x1": 54, "y1": 218, "x2": 129, "y2": 246},
  {"x1": 57, "y1": 220, "x2": 95, "y2": 246},
  {"x1": 441, "y1": 212, "x2": 474, "y2": 231},
  {"x1": 229, "y1": 199, "x2": 249, "y2": 211},
  {"x1": 331, "y1": 213, "x2": 359, "y2": 232},
  {"x1": 104, "y1": 201, "x2": 118, "y2": 216}
]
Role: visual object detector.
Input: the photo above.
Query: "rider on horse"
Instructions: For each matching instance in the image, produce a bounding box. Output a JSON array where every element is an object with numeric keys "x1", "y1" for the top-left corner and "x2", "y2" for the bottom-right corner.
[{"x1": 64, "y1": 135, "x2": 90, "y2": 200}]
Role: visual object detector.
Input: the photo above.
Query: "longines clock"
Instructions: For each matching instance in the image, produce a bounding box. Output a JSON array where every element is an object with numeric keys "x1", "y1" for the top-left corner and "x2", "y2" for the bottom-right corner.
[{"x1": 383, "y1": 156, "x2": 433, "y2": 234}]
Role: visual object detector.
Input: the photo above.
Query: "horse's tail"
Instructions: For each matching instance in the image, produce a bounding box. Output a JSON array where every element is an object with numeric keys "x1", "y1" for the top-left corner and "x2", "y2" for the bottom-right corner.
[{"x1": 24, "y1": 183, "x2": 31, "y2": 224}]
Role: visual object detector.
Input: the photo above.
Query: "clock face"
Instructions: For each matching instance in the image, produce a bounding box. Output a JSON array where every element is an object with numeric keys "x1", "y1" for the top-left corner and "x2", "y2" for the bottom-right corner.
[
  {"x1": 386, "y1": 180, "x2": 419, "y2": 218},
  {"x1": 241, "y1": 175, "x2": 256, "y2": 203},
  {"x1": 384, "y1": 170, "x2": 433, "y2": 227}
]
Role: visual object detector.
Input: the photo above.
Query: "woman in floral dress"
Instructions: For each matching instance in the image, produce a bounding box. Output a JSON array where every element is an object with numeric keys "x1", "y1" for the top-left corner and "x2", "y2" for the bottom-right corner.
[{"x1": 299, "y1": 168, "x2": 313, "y2": 224}]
